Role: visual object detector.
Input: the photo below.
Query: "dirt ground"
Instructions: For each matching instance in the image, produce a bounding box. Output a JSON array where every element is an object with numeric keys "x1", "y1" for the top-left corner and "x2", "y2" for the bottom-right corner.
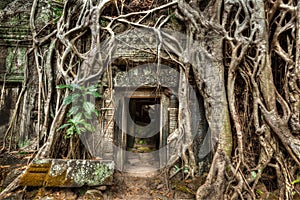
[{"x1": 1, "y1": 151, "x2": 202, "y2": 199}]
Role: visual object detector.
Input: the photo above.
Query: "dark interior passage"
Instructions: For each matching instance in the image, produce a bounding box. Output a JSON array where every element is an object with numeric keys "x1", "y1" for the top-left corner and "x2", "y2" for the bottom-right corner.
[{"x1": 126, "y1": 98, "x2": 160, "y2": 153}]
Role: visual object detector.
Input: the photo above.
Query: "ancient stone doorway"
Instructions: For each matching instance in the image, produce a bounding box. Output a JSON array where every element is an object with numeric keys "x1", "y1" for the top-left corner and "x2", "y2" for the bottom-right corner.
[
  {"x1": 126, "y1": 98, "x2": 160, "y2": 153},
  {"x1": 114, "y1": 88, "x2": 169, "y2": 174},
  {"x1": 125, "y1": 97, "x2": 160, "y2": 174}
]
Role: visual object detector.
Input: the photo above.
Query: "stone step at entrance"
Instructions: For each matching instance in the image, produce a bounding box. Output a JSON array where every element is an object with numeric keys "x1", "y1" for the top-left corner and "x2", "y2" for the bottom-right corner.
[{"x1": 123, "y1": 150, "x2": 160, "y2": 176}]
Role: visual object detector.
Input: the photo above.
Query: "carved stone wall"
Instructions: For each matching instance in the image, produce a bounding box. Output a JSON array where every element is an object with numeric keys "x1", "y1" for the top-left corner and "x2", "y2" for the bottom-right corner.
[
  {"x1": 0, "y1": 0, "x2": 32, "y2": 145},
  {"x1": 114, "y1": 29, "x2": 158, "y2": 63},
  {"x1": 114, "y1": 64, "x2": 178, "y2": 88},
  {"x1": 100, "y1": 88, "x2": 115, "y2": 159},
  {"x1": 0, "y1": 0, "x2": 51, "y2": 148},
  {"x1": 0, "y1": 0, "x2": 31, "y2": 82},
  {"x1": 0, "y1": 1, "x2": 208, "y2": 163}
]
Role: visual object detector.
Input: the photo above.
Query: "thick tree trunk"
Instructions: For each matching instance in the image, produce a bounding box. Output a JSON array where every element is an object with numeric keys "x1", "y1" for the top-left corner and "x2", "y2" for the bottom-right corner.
[
  {"x1": 194, "y1": 0, "x2": 232, "y2": 199},
  {"x1": 3, "y1": 0, "x2": 300, "y2": 198},
  {"x1": 290, "y1": 2, "x2": 300, "y2": 133}
]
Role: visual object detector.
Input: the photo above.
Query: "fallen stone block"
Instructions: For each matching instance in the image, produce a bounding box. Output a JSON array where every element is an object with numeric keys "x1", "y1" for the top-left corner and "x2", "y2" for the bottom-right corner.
[{"x1": 19, "y1": 159, "x2": 114, "y2": 187}]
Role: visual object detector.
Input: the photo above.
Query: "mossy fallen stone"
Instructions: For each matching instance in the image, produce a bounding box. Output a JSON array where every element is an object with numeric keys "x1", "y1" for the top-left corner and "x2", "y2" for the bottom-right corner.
[{"x1": 19, "y1": 159, "x2": 114, "y2": 187}]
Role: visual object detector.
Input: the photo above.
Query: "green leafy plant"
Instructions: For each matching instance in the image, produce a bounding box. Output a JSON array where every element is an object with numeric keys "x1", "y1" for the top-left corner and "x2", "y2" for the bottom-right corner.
[
  {"x1": 138, "y1": 139, "x2": 147, "y2": 144},
  {"x1": 292, "y1": 179, "x2": 300, "y2": 185},
  {"x1": 251, "y1": 171, "x2": 257, "y2": 179},
  {"x1": 256, "y1": 189, "x2": 263, "y2": 196},
  {"x1": 57, "y1": 84, "x2": 102, "y2": 138},
  {"x1": 51, "y1": 5, "x2": 63, "y2": 23},
  {"x1": 173, "y1": 165, "x2": 181, "y2": 174},
  {"x1": 53, "y1": 7, "x2": 63, "y2": 17},
  {"x1": 100, "y1": 18, "x2": 108, "y2": 26},
  {"x1": 183, "y1": 167, "x2": 189, "y2": 174},
  {"x1": 18, "y1": 139, "x2": 30, "y2": 148}
]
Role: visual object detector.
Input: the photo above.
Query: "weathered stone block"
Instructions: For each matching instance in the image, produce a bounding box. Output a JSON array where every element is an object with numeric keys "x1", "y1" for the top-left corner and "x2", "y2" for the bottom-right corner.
[{"x1": 19, "y1": 159, "x2": 114, "y2": 187}]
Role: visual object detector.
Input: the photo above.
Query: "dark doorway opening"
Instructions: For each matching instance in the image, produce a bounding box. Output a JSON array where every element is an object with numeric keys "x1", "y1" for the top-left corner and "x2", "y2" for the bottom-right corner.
[
  {"x1": 114, "y1": 89, "x2": 169, "y2": 174},
  {"x1": 124, "y1": 97, "x2": 161, "y2": 173},
  {"x1": 126, "y1": 98, "x2": 160, "y2": 153}
]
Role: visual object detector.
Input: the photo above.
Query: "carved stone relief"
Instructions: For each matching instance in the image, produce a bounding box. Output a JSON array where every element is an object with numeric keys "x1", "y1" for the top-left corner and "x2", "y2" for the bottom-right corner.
[{"x1": 114, "y1": 65, "x2": 178, "y2": 88}]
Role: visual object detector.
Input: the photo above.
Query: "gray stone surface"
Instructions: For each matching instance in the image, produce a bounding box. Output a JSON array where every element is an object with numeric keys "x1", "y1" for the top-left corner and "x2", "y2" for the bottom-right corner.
[
  {"x1": 19, "y1": 159, "x2": 114, "y2": 187},
  {"x1": 114, "y1": 64, "x2": 178, "y2": 88}
]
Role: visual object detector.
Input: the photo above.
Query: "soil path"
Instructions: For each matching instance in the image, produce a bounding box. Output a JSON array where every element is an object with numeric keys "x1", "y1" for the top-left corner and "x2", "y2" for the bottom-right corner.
[
  {"x1": 0, "y1": 152, "x2": 197, "y2": 199},
  {"x1": 111, "y1": 172, "x2": 173, "y2": 199}
]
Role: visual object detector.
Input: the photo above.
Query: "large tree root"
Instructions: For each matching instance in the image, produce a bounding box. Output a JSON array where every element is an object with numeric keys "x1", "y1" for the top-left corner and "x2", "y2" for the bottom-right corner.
[{"x1": 196, "y1": 149, "x2": 228, "y2": 200}]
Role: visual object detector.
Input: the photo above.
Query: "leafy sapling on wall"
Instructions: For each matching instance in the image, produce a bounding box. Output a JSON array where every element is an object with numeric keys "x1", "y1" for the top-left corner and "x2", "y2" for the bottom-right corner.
[{"x1": 57, "y1": 84, "x2": 102, "y2": 138}]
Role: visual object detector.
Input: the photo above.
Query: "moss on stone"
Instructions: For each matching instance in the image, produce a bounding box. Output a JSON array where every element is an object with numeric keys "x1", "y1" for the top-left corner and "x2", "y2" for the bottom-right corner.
[
  {"x1": 20, "y1": 159, "x2": 114, "y2": 187},
  {"x1": 19, "y1": 163, "x2": 51, "y2": 186},
  {"x1": 73, "y1": 162, "x2": 114, "y2": 186},
  {"x1": 45, "y1": 169, "x2": 68, "y2": 187}
]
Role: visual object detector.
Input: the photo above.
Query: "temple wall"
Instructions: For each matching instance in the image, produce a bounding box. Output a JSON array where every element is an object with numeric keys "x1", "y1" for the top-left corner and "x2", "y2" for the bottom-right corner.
[
  {"x1": 0, "y1": 0, "x2": 30, "y2": 146},
  {"x1": 0, "y1": 0, "x2": 49, "y2": 148},
  {"x1": 0, "y1": 1, "x2": 209, "y2": 165}
]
